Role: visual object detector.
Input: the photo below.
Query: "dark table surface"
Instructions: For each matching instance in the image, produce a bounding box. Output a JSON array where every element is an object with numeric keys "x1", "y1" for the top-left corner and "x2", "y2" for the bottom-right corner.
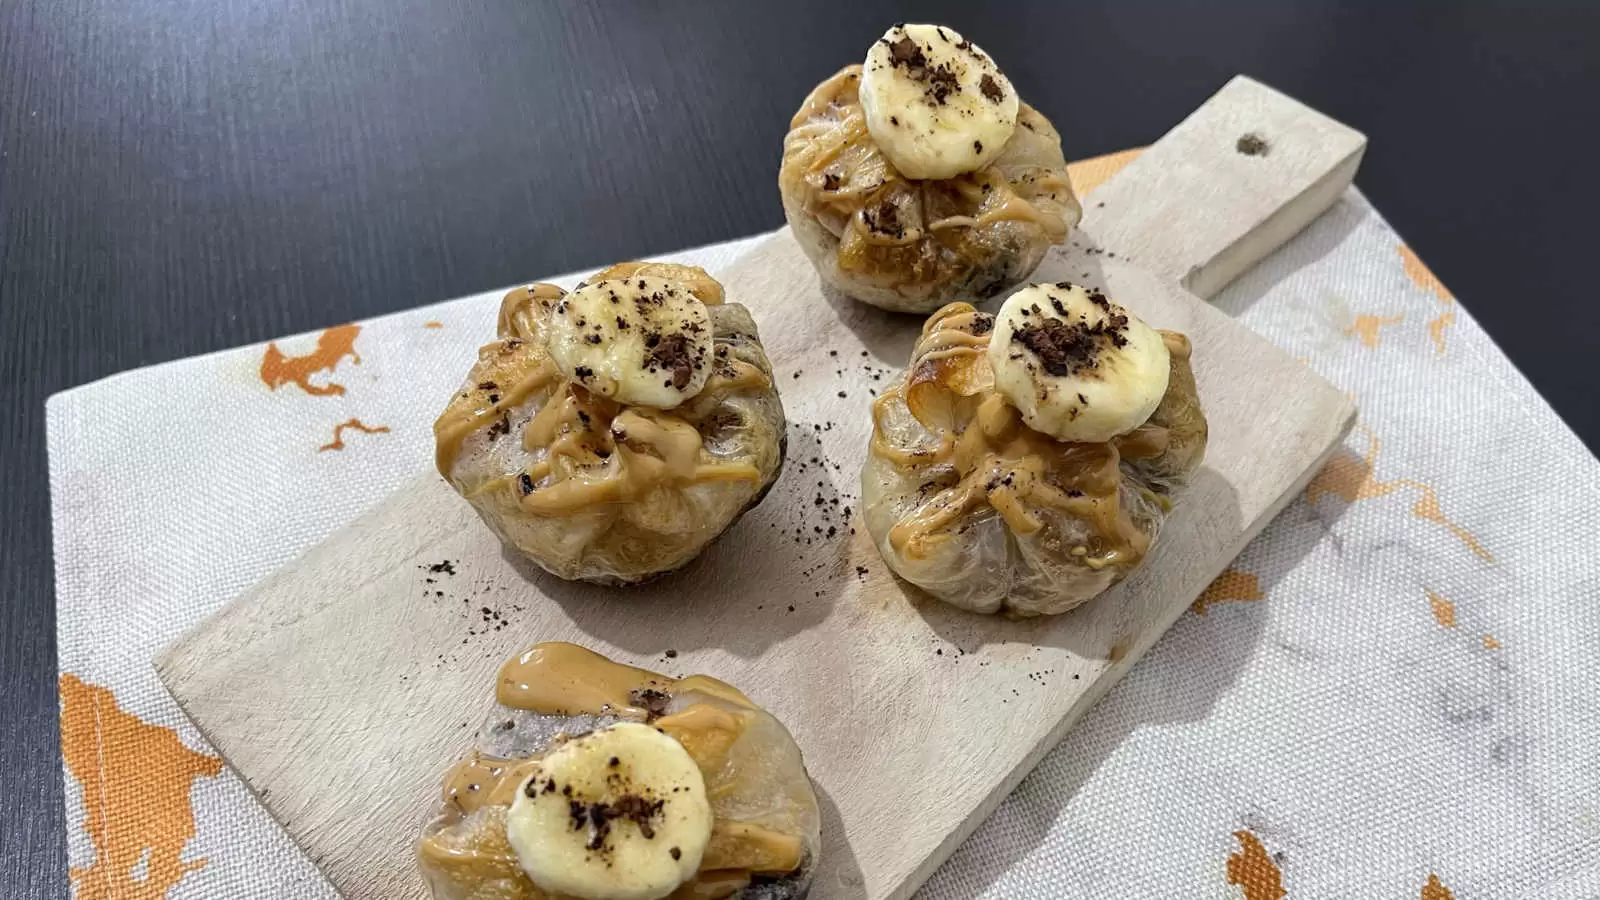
[{"x1": 5, "y1": 1, "x2": 1599, "y2": 896}]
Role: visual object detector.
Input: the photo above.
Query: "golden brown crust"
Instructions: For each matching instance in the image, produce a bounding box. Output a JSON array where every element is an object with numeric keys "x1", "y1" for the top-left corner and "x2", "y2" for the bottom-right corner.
[
  {"x1": 779, "y1": 66, "x2": 1081, "y2": 313},
  {"x1": 417, "y1": 645, "x2": 819, "y2": 900},
  {"x1": 862, "y1": 303, "x2": 1207, "y2": 616},
  {"x1": 434, "y1": 264, "x2": 787, "y2": 584}
]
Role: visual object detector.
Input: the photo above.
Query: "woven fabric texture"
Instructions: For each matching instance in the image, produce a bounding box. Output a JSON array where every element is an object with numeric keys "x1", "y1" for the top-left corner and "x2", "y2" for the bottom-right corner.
[{"x1": 48, "y1": 153, "x2": 1600, "y2": 899}]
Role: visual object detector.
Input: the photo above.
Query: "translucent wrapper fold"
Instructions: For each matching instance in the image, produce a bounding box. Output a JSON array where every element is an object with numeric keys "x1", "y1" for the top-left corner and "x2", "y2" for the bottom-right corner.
[
  {"x1": 862, "y1": 303, "x2": 1207, "y2": 616},
  {"x1": 418, "y1": 686, "x2": 821, "y2": 900},
  {"x1": 778, "y1": 66, "x2": 1082, "y2": 313},
  {"x1": 434, "y1": 263, "x2": 787, "y2": 585}
]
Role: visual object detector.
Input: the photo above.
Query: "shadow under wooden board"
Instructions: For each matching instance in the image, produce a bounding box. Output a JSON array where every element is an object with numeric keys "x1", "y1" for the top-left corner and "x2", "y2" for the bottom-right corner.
[{"x1": 157, "y1": 76, "x2": 1361, "y2": 900}]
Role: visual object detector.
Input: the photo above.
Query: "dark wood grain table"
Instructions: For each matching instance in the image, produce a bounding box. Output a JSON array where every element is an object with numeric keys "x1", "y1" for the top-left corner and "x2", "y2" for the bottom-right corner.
[{"x1": 4, "y1": 2, "x2": 1597, "y2": 896}]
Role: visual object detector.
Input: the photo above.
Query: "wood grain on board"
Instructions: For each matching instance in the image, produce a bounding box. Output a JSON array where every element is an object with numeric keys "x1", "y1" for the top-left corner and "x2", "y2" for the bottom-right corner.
[
  {"x1": 157, "y1": 77, "x2": 1360, "y2": 900},
  {"x1": 1082, "y1": 76, "x2": 1366, "y2": 300}
]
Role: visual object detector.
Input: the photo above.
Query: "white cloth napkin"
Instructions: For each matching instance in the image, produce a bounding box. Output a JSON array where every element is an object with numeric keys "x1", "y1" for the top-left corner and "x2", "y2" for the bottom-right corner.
[{"x1": 49, "y1": 182, "x2": 1600, "y2": 899}]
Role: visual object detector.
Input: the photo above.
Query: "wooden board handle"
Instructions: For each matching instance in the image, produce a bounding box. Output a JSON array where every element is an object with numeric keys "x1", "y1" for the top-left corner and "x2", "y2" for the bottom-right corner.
[{"x1": 1074, "y1": 75, "x2": 1367, "y2": 299}]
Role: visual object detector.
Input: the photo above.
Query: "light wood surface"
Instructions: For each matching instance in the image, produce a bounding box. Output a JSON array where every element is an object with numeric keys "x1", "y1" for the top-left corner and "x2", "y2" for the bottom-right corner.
[
  {"x1": 157, "y1": 78, "x2": 1359, "y2": 900},
  {"x1": 1084, "y1": 75, "x2": 1366, "y2": 299}
]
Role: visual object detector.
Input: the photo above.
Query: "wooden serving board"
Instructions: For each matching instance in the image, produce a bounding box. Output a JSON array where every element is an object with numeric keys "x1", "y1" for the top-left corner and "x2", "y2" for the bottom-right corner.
[{"x1": 158, "y1": 77, "x2": 1363, "y2": 900}]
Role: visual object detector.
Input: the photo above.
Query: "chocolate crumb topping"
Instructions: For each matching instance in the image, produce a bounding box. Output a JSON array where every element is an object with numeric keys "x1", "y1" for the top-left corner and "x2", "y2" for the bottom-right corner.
[
  {"x1": 925, "y1": 65, "x2": 959, "y2": 105},
  {"x1": 1012, "y1": 312, "x2": 1129, "y2": 377},
  {"x1": 821, "y1": 171, "x2": 842, "y2": 191},
  {"x1": 884, "y1": 32, "x2": 962, "y2": 105},
  {"x1": 979, "y1": 73, "x2": 1005, "y2": 103},
  {"x1": 563, "y1": 780, "x2": 668, "y2": 851},
  {"x1": 629, "y1": 688, "x2": 672, "y2": 718},
  {"x1": 643, "y1": 333, "x2": 695, "y2": 390},
  {"x1": 669, "y1": 846, "x2": 681, "y2": 860},
  {"x1": 970, "y1": 315, "x2": 994, "y2": 335},
  {"x1": 887, "y1": 36, "x2": 927, "y2": 70},
  {"x1": 973, "y1": 139, "x2": 983, "y2": 153},
  {"x1": 518, "y1": 473, "x2": 534, "y2": 495}
]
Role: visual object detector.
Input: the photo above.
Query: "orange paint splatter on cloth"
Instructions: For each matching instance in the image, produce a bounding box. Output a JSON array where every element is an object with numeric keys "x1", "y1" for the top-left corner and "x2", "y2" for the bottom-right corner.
[
  {"x1": 423, "y1": 320, "x2": 444, "y2": 329},
  {"x1": 1306, "y1": 426, "x2": 1493, "y2": 562},
  {"x1": 1482, "y1": 634, "x2": 1501, "y2": 649},
  {"x1": 318, "y1": 418, "x2": 391, "y2": 452},
  {"x1": 259, "y1": 324, "x2": 361, "y2": 396},
  {"x1": 59, "y1": 674, "x2": 223, "y2": 900},
  {"x1": 1066, "y1": 147, "x2": 1145, "y2": 198},
  {"x1": 1426, "y1": 590, "x2": 1457, "y2": 628},
  {"x1": 1399, "y1": 244, "x2": 1454, "y2": 303},
  {"x1": 1226, "y1": 831, "x2": 1286, "y2": 900},
  {"x1": 1193, "y1": 569, "x2": 1265, "y2": 614},
  {"x1": 1346, "y1": 314, "x2": 1404, "y2": 348},
  {"x1": 1427, "y1": 308, "x2": 1455, "y2": 356},
  {"x1": 1421, "y1": 873, "x2": 1455, "y2": 899},
  {"x1": 1400, "y1": 244, "x2": 1456, "y2": 354}
]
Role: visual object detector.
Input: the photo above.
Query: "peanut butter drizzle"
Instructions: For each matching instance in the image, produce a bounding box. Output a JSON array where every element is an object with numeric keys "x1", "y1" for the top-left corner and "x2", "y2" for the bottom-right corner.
[
  {"x1": 441, "y1": 752, "x2": 541, "y2": 816},
  {"x1": 429, "y1": 643, "x2": 797, "y2": 898},
  {"x1": 657, "y1": 704, "x2": 745, "y2": 787},
  {"x1": 496, "y1": 642, "x2": 675, "y2": 716},
  {"x1": 434, "y1": 361, "x2": 559, "y2": 477},
  {"x1": 873, "y1": 304, "x2": 1154, "y2": 570},
  {"x1": 434, "y1": 266, "x2": 772, "y2": 516},
  {"x1": 496, "y1": 643, "x2": 755, "y2": 716},
  {"x1": 511, "y1": 367, "x2": 767, "y2": 515},
  {"x1": 434, "y1": 284, "x2": 570, "y2": 477},
  {"x1": 792, "y1": 66, "x2": 1069, "y2": 245}
]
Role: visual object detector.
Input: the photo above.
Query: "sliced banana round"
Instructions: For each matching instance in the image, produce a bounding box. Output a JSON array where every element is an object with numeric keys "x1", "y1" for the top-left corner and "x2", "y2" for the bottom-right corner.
[
  {"x1": 859, "y1": 23, "x2": 1019, "y2": 180},
  {"x1": 546, "y1": 277, "x2": 713, "y2": 409},
  {"x1": 988, "y1": 282, "x2": 1171, "y2": 443},
  {"x1": 505, "y1": 722, "x2": 712, "y2": 900}
]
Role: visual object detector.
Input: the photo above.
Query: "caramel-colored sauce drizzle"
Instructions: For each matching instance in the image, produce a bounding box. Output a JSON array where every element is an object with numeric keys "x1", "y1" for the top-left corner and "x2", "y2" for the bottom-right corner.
[
  {"x1": 428, "y1": 644, "x2": 794, "y2": 899},
  {"x1": 440, "y1": 753, "x2": 540, "y2": 816},
  {"x1": 512, "y1": 363, "x2": 768, "y2": 516},
  {"x1": 496, "y1": 642, "x2": 679, "y2": 716},
  {"x1": 434, "y1": 268, "x2": 773, "y2": 516},
  {"x1": 873, "y1": 306, "x2": 1156, "y2": 571},
  {"x1": 791, "y1": 66, "x2": 1068, "y2": 244},
  {"x1": 434, "y1": 360, "x2": 559, "y2": 477}
]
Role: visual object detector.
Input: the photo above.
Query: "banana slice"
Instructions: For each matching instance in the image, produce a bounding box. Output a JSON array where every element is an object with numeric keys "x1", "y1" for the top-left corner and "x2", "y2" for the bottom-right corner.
[
  {"x1": 859, "y1": 23, "x2": 1019, "y2": 180},
  {"x1": 546, "y1": 277, "x2": 713, "y2": 409},
  {"x1": 505, "y1": 722, "x2": 712, "y2": 900},
  {"x1": 987, "y1": 282, "x2": 1171, "y2": 443}
]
